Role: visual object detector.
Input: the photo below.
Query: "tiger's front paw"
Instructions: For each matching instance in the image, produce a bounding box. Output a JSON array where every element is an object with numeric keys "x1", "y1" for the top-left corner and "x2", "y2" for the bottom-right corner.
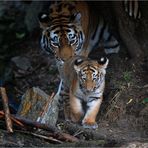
[
  {"x1": 82, "y1": 119, "x2": 98, "y2": 129},
  {"x1": 82, "y1": 122, "x2": 98, "y2": 129}
]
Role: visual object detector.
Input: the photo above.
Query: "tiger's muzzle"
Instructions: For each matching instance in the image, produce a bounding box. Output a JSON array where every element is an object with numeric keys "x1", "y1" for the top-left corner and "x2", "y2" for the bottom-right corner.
[{"x1": 57, "y1": 34, "x2": 75, "y2": 61}]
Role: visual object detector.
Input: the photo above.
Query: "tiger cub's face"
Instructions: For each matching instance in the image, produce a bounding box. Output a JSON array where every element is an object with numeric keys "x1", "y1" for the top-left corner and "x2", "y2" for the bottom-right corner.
[{"x1": 74, "y1": 57, "x2": 109, "y2": 93}]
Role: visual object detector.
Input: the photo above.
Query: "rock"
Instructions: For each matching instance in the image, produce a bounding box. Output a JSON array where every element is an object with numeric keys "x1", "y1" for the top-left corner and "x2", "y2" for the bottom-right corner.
[
  {"x1": 11, "y1": 56, "x2": 32, "y2": 71},
  {"x1": 17, "y1": 87, "x2": 59, "y2": 127}
]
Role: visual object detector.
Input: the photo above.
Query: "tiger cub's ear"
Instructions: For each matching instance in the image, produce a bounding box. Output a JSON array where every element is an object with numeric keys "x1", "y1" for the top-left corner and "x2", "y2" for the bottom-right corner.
[
  {"x1": 98, "y1": 57, "x2": 109, "y2": 69},
  {"x1": 74, "y1": 58, "x2": 83, "y2": 72},
  {"x1": 38, "y1": 12, "x2": 50, "y2": 29},
  {"x1": 70, "y1": 12, "x2": 81, "y2": 24}
]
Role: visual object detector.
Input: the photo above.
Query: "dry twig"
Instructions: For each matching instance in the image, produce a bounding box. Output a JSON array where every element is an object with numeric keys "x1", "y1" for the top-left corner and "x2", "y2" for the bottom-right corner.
[
  {"x1": 38, "y1": 92, "x2": 55, "y2": 122},
  {"x1": 0, "y1": 111, "x2": 24, "y2": 127},
  {"x1": 0, "y1": 87, "x2": 13, "y2": 133},
  {"x1": 0, "y1": 112, "x2": 79, "y2": 143}
]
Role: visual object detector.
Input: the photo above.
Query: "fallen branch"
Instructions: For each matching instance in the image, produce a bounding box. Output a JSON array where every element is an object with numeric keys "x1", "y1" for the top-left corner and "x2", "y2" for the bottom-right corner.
[
  {"x1": 0, "y1": 111, "x2": 79, "y2": 143},
  {"x1": 31, "y1": 132, "x2": 63, "y2": 144},
  {"x1": 0, "y1": 111, "x2": 56, "y2": 132},
  {"x1": 13, "y1": 115, "x2": 57, "y2": 132},
  {"x1": 0, "y1": 87, "x2": 13, "y2": 133},
  {"x1": 15, "y1": 130, "x2": 63, "y2": 144},
  {"x1": 0, "y1": 111, "x2": 24, "y2": 127},
  {"x1": 44, "y1": 131, "x2": 79, "y2": 143},
  {"x1": 37, "y1": 92, "x2": 55, "y2": 122},
  {"x1": 13, "y1": 116, "x2": 79, "y2": 142}
]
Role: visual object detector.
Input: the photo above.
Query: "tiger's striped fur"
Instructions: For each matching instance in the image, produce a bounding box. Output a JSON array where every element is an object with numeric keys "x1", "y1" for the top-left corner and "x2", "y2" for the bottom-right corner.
[
  {"x1": 38, "y1": 1, "x2": 141, "y2": 63},
  {"x1": 38, "y1": 1, "x2": 120, "y2": 63},
  {"x1": 59, "y1": 56, "x2": 109, "y2": 129},
  {"x1": 123, "y1": 0, "x2": 141, "y2": 19}
]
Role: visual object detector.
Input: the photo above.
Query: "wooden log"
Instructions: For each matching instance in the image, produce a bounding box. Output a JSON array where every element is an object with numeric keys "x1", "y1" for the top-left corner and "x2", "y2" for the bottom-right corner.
[
  {"x1": 16, "y1": 87, "x2": 59, "y2": 127},
  {"x1": 13, "y1": 115, "x2": 57, "y2": 132},
  {"x1": 13, "y1": 115, "x2": 78, "y2": 142},
  {"x1": 45, "y1": 131, "x2": 79, "y2": 142},
  {"x1": 0, "y1": 87, "x2": 13, "y2": 133},
  {"x1": 0, "y1": 111, "x2": 79, "y2": 143},
  {"x1": 15, "y1": 130, "x2": 63, "y2": 144}
]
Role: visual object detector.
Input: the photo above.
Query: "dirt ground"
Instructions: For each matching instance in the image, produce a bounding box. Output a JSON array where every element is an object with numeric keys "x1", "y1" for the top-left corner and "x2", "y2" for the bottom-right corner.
[{"x1": 0, "y1": 1, "x2": 148, "y2": 147}]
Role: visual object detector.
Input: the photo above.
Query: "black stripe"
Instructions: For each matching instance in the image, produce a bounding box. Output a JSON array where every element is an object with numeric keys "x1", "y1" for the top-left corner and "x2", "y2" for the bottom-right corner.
[
  {"x1": 132, "y1": 1, "x2": 134, "y2": 18},
  {"x1": 74, "y1": 94, "x2": 83, "y2": 101},
  {"x1": 89, "y1": 67, "x2": 96, "y2": 72},
  {"x1": 57, "y1": 3, "x2": 63, "y2": 12},
  {"x1": 50, "y1": 24, "x2": 75, "y2": 30},
  {"x1": 52, "y1": 20, "x2": 70, "y2": 24},
  {"x1": 51, "y1": 15, "x2": 70, "y2": 20},
  {"x1": 127, "y1": 1, "x2": 130, "y2": 15},
  {"x1": 104, "y1": 43, "x2": 119, "y2": 49},
  {"x1": 87, "y1": 97, "x2": 101, "y2": 103},
  {"x1": 82, "y1": 69, "x2": 88, "y2": 72},
  {"x1": 106, "y1": 32, "x2": 112, "y2": 42},
  {"x1": 91, "y1": 20, "x2": 100, "y2": 40},
  {"x1": 92, "y1": 22, "x2": 107, "y2": 49},
  {"x1": 98, "y1": 21, "x2": 106, "y2": 43}
]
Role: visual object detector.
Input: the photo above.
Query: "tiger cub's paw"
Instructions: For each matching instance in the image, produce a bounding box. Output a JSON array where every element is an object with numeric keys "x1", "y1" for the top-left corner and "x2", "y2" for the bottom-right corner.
[{"x1": 82, "y1": 122, "x2": 98, "y2": 129}]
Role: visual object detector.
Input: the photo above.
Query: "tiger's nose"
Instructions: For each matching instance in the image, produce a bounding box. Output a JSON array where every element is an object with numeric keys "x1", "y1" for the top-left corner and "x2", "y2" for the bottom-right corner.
[
  {"x1": 61, "y1": 53, "x2": 73, "y2": 61},
  {"x1": 60, "y1": 47, "x2": 74, "y2": 61},
  {"x1": 86, "y1": 83, "x2": 95, "y2": 92}
]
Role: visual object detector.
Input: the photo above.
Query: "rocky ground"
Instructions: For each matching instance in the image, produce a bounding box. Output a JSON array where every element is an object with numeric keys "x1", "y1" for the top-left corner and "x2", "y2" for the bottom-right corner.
[{"x1": 0, "y1": 1, "x2": 148, "y2": 147}]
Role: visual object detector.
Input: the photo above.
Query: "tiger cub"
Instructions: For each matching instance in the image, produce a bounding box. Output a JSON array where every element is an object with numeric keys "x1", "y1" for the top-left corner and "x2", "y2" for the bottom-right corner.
[{"x1": 60, "y1": 56, "x2": 109, "y2": 129}]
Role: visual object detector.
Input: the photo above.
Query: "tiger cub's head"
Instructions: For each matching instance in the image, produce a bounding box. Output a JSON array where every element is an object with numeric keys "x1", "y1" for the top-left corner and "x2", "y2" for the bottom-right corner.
[
  {"x1": 74, "y1": 57, "x2": 109, "y2": 93},
  {"x1": 38, "y1": 2, "x2": 84, "y2": 62}
]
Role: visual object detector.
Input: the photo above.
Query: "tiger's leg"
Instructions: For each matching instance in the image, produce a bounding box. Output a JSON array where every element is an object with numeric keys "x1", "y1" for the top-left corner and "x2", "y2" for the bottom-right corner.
[
  {"x1": 82, "y1": 96, "x2": 103, "y2": 129},
  {"x1": 63, "y1": 89, "x2": 71, "y2": 121},
  {"x1": 70, "y1": 94, "x2": 84, "y2": 123},
  {"x1": 57, "y1": 80, "x2": 71, "y2": 121},
  {"x1": 55, "y1": 80, "x2": 63, "y2": 104},
  {"x1": 102, "y1": 25, "x2": 120, "y2": 54},
  {"x1": 104, "y1": 35, "x2": 120, "y2": 54}
]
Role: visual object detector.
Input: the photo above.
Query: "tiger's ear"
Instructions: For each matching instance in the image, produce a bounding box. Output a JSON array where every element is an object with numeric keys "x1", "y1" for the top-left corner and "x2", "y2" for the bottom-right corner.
[
  {"x1": 98, "y1": 57, "x2": 109, "y2": 69},
  {"x1": 38, "y1": 12, "x2": 50, "y2": 29},
  {"x1": 74, "y1": 58, "x2": 83, "y2": 72},
  {"x1": 70, "y1": 12, "x2": 81, "y2": 24}
]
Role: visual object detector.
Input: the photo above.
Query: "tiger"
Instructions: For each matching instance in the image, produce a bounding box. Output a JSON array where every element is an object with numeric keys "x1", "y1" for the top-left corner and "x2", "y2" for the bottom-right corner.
[
  {"x1": 38, "y1": 1, "x2": 141, "y2": 63},
  {"x1": 123, "y1": 0, "x2": 141, "y2": 19},
  {"x1": 59, "y1": 55, "x2": 109, "y2": 129},
  {"x1": 37, "y1": 1, "x2": 141, "y2": 125},
  {"x1": 38, "y1": 1, "x2": 120, "y2": 64}
]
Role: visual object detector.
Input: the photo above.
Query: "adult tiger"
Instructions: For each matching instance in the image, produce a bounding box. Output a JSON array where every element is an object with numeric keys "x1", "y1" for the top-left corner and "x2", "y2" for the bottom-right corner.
[
  {"x1": 59, "y1": 55, "x2": 109, "y2": 129},
  {"x1": 38, "y1": 1, "x2": 141, "y2": 63},
  {"x1": 38, "y1": 1, "x2": 120, "y2": 64}
]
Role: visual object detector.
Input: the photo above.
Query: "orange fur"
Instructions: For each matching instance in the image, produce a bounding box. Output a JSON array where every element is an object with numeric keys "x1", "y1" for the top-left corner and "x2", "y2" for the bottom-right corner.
[{"x1": 61, "y1": 56, "x2": 108, "y2": 129}]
